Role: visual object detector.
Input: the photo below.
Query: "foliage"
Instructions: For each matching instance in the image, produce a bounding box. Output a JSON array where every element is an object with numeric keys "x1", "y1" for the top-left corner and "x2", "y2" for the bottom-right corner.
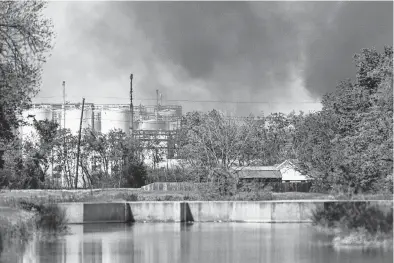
[
  {"x1": 79, "y1": 128, "x2": 147, "y2": 188},
  {"x1": 311, "y1": 202, "x2": 393, "y2": 235},
  {"x1": 1, "y1": 126, "x2": 148, "y2": 189},
  {"x1": 179, "y1": 110, "x2": 299, "y2": 183},
  {"x1": 0, "y1": 1, "x2": 54, "y2": 142},
  {"x1": 295, "y1": 46, "x2": 393, "y2": 194},
  {"x1": 35, "y1": 204, "x2": 68, "y2": 233},
  {"x1": 145, "y1": 167, "x2": 196, "y2": 184}
]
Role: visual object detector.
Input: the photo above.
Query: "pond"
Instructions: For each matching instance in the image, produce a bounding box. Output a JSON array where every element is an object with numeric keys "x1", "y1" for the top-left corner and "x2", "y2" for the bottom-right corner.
[{"x1": 13, "y1": 223, "x2": 394, "y2": 263}]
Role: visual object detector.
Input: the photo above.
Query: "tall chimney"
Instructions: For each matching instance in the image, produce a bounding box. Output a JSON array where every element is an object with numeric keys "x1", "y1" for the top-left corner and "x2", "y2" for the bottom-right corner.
[
  {"x1": 130, "y1": 74, "x2": 134, "y2": 132},
  {"x1": 62, "y1": 81, "x2": 66, "y2": 129},
  {"x1": 156, "y1": 89, "x2": 159, "y2": 107}
]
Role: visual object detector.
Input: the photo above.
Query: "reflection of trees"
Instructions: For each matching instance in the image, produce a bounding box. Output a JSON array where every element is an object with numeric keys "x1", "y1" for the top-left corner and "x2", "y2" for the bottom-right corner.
[
  {"x1": 38, "y1": 240, "x2": 67, "y2": 263},
  {"x1": 83, "y1": 240, "x2": 103, "y2": 263},
  {"x1": 180, "y1": 223, "x2": 193, "y2": 263}
]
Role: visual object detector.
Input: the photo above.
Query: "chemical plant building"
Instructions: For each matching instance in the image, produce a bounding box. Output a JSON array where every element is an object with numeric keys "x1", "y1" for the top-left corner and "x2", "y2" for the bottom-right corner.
[{"x1": 20, "y1": 103, "x2": 182, "y2": 136}]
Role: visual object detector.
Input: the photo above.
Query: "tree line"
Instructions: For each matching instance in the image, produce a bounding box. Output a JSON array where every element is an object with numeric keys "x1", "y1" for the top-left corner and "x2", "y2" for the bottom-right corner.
[
  {"x1": 1, "y1": 121, "x2": 147, "y2": 189},
  {"x1": 178, "y1": 47, "x2": 393, "y2": 195}
]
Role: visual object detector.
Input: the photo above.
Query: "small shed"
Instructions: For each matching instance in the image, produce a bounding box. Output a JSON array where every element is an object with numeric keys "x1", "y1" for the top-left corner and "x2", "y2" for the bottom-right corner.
[
  {"x1": 233, "y1": 166, "x2": 282, "y2": 184},
  {"x1": 275, "y1": 160, "x2": 311, "y2": 182}
]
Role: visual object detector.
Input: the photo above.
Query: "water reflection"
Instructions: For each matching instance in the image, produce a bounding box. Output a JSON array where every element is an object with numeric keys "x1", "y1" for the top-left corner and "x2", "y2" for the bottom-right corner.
[{"x1": 17, "y1": 223, "x2": 393, "y2": 263}]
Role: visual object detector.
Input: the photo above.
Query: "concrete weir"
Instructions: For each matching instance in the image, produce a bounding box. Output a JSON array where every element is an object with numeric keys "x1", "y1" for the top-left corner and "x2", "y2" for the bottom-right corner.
[{"x1": 58, "y1": 200, "x2": 392, "y2": 224}]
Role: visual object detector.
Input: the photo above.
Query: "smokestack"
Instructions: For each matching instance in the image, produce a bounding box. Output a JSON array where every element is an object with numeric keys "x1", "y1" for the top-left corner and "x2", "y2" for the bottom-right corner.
[
  {"x1": 130, "y1": 74, "x2": 134, "y2": 132},
  {"x1": 160, "y1": 93, "x2": 163, "y2": 105},
  {"x1": 156, "y1": 89, "x2": 159, "y2": 107},
  {"x1": 62, "y1": 81, "x2": 66, "y2": 129}
]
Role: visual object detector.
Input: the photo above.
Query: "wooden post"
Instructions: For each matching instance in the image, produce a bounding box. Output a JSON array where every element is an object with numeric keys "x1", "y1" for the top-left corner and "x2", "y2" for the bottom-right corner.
[
  {"x1": 75, "y1": 98, "x2": 85, "y2": 189},
  {"x1": 130, "y1": 74, "x2": 134, "y2": 133}
]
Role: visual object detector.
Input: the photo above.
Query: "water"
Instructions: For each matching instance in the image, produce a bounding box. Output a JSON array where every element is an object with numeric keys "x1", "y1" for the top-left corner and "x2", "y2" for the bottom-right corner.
[{"x1": 17, "y1": 223, "x2": 394, "y2": 263}]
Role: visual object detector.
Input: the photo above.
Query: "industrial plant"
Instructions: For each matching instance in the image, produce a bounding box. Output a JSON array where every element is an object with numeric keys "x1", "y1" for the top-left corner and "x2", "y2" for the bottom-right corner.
[
  {"x1": 19, "y1": 99, "x2": 183, "y2": 163},
  {"x1": 16, "y1": 74, "x2": 185, "y2": 187},
  {"x1": 20, "y1": 102, "x2": 182, "y2": 136}
]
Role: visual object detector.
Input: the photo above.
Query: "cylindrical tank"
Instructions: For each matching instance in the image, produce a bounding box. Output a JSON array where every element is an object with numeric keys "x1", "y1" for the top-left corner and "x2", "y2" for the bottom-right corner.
[
  {"x1": 21, "y1": 106, "x2": 53, "y2": 141},
  {"x1": 101, "y1": 108, "x2": 130, "y2": 134},
  {"x1": 65, "y1": 108, "x2": 81, "y2": 134},
  {"x1": 140, "y1": 119, "x2": 168, "y2": 130},
  {"x1": 92, "y1": 110, "x2": 101, "y2": 133},
  {"x1": 158, "y1": 109, "x2": 177, "y2": 116},
  {"x1": 25, "y1": 106, "x2": 53, "y2": 122},
  {"x1": 82, "y1": 108, "x2": 93, "y2": 130},
  {"x1": 52, "y1": 109, "x2": 65, "y2": 128},
  {"x1": 169, "y1": 121, "x2": 180, "y2": 131}
]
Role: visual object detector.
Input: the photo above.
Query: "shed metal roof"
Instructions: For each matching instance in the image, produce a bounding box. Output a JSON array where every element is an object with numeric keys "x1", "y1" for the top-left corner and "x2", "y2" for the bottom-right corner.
[{"x1": 233, "y1": 167, "x2": 282, "y2": 179}]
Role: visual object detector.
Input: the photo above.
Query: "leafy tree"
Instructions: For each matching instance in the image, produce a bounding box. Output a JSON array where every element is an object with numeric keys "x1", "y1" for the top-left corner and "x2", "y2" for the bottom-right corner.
[
  {"x1": 179, "y1": 110, "x2": 246, "y2": 182},
  {"x1": 79, "y1": 128, "x2": 146, "y2": 188},
  {"x1": 0, "y1": 1, "x2": 54, "y2": 141},
  {"x1": 295, "y1": 46, "x2": 393, "y2": 194}
]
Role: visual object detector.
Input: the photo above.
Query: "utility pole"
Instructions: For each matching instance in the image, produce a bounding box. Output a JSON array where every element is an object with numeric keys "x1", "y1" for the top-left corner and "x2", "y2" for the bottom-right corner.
[
  {"x1": 62, "y1": 81, "x2": 66, "y2": 188},
  {"x1": 75, "y1": 98, "x2": 85, "y2": 189},
  {"x1": 130, "y1": 74, "x2": 134, "y2": 133},
  {"x1": 156, "y1": 89, "x2": 159, "y2": 107},
  {"x1": 62, "y1": 81, "x2": 66, "y2": 129}
]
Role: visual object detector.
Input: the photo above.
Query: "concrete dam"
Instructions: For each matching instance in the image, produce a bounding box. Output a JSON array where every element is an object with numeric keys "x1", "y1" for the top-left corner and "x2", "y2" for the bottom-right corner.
[{"x1": 58, "y1": 200, "x2": 393, "y2": 224}]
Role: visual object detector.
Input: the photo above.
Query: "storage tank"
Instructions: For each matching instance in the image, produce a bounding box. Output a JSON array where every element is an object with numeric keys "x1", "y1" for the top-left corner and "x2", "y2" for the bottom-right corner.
[
  {"x1": 64, "y1": 108, "x2": 81, "y2": 134},
  {"x1": 25, "y1": 106, "x2": 53, "y2": 122},
  {"x1": 140, "y1": 119, "x2": 168, "y2": 131},
  {"x1": 20, "y1": 106, "x2": 53, "y2": 141},
  {"x1": 92, "y1": 110, "x2": 101, "y2": 133},
  {"x1": 82, "y1": 107, "x2": 93, "y2": 130},
  {"x1": 158, "y1": 109, "x2": 177, "y2": 117},
  {"x1": 101, "y1": 108, "x2": 130, "y2": 134},
  {"x1": 168, "y1": 121, "x2": 180, "y2": 131},
  {"x1": 52, "y1": 109, "x2": 63, "y2": 127}
]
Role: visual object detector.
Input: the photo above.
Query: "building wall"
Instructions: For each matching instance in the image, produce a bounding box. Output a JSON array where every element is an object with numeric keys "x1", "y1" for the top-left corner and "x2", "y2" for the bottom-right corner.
[{"x1": 280, "y1": 167, "x2": 308, "y2": 182}]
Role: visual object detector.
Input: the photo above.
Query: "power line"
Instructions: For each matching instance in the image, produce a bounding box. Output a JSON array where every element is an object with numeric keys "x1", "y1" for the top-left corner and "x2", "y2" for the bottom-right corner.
[{"x1": 33, "y1": 96, "x2": 321, "y2": 104}]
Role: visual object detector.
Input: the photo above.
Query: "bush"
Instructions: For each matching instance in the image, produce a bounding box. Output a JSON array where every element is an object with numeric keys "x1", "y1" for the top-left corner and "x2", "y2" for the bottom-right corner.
[
  {"x1": 21, "y1": 203, "x2": 69, "y2": 234},
  {"x1": 311, "y1": 202, "x2": 393, "y2": 235},
  {"x1": 36, "y1": 204, "x2": 68, "y2": 233},
  {"x1": 122, "y1": 162, "x2": 147, "y2": 188},
  {"x1": 0, "y1": 215, "x2": 34, "y2": 262}
]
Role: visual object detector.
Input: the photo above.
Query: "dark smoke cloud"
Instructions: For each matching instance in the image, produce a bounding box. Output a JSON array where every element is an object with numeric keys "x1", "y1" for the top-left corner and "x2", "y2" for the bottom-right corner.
[
  {"x1": 39, "y1": 1, "x2": 392, "y2": 115},
  {"x1": 303, "y1": 1, "x2": 393, "y2": 97}
]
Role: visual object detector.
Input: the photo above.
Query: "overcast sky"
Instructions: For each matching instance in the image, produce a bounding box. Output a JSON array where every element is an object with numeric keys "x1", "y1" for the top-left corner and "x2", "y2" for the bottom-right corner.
[{"x1": 36, "y1": 1, "x2": 393, "y2": 116}]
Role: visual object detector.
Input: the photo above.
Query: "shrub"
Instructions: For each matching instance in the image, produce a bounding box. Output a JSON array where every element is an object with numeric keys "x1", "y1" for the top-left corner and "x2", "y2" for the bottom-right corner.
[
  {"x1": 312, "y1": 202, "x2": 393, "y2": 235},
  {"x1": 35, "y1": 204, "x2": 68, "y2": 234},
  {"x1": 122, "y1": 162, "x2": 147, "y2": 188},
  {"x1": 0, "y1": 218, "x2": 34, "y2": 261}
]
